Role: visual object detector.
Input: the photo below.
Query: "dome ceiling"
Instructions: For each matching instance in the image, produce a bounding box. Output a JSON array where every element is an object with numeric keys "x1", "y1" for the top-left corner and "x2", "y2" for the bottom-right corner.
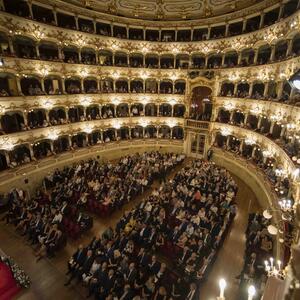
[{"x1": 63, "y1": 0, "x2": 264, "y2": 21}]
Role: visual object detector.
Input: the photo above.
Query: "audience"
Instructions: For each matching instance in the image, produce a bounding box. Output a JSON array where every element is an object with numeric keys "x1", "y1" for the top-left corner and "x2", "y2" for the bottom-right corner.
[{"x1": 63, "y1": 160, "x2": 237, "y2": 299}]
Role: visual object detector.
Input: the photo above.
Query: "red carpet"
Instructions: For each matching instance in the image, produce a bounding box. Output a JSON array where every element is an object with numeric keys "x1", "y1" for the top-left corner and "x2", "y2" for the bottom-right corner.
[{"x1": 0, "y1": 262, "x2": 21, "y2": 300}]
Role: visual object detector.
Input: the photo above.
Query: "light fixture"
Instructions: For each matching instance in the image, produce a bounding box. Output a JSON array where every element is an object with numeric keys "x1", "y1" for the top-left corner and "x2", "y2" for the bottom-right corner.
[
  {"x1": 264, "y1": 258, "x2": 285, "y2": 279},
  {"x1": 247, "y1": 285, "x2": 256, "y2": 300},
  {"x1": 218, "y1": 278, "x2": 226, "y2": 299}
]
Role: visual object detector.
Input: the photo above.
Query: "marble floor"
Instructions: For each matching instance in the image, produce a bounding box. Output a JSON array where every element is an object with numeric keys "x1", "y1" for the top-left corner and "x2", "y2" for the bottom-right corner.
[{"x1": 0, "y1": 162, "x2": 260, "y2": 300}]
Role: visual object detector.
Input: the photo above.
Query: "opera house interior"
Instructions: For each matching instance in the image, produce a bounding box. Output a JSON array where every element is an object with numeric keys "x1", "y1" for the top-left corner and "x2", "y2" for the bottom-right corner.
[{"x1": 1, "y1": 0, "x2": 300, "y2": 299}]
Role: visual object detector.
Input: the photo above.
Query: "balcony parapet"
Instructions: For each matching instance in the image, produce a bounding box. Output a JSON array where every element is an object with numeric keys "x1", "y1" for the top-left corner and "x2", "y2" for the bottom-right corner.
[
  {"x1": 0, "y1": 7, "x2": 298, "y2": 51},
  {"x1": 0, "y1": 116, "x2": 184, "y2": 149}
]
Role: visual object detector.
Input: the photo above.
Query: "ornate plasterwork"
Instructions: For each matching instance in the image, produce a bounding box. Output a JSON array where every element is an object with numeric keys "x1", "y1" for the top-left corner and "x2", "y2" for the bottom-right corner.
[
  {"x1": 2, "y1": 55, "x2": 300, "y2": 84},
  {"x1": 0, "y1": 117, "x2": 184, "y2": 150},
  {"x1": 214, "y1": 97, "x2": 300, "y2": 127},
  {"x1": 0, "y1": 94, "x2": 186, "y2": 113},
  {"x1": 35, "y1": 0, "x2": 280, "y2": 26},
  {"x1": 0, "y1": 10, "x2": 299, "y2": 55},
  {"x1": 211, "y1": 122, "x2": 296, "y2": 177}
]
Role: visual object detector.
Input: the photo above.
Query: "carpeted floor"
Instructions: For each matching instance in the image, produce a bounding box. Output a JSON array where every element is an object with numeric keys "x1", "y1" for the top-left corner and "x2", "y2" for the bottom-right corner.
[{"x1": 0, "y1": 262, "x2": 21, "y2": 300}]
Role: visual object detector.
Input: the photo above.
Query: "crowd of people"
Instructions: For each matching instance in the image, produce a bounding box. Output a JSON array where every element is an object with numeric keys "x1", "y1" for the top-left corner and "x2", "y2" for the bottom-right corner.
[
  {"x1": 64, "y1": 160, "x2": 237, "y2": 299},
  {"x1": 237, "y1": 213, "x2": 273, "y2": 300}
]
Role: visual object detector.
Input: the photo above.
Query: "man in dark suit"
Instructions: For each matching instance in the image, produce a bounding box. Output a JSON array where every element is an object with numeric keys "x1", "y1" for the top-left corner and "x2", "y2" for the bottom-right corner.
[
  {"x1": 148, "y1": 255, "x2": 160, "y2": 275},
  {"x1": 137, "y1": 247, "x2": 149, "y2": 268},
  {"x1": 124, "y1": 262, "x2": 137, "y2": 286},
  {"x1": 65, "y1": 249, "x2": 94, "y2": 285},
  {"x1": 66, "y1": 244, "x2": 86, "y2": 274},
  {"x1": 186, "y1": 282, "x2": 198, "y2": 300}
]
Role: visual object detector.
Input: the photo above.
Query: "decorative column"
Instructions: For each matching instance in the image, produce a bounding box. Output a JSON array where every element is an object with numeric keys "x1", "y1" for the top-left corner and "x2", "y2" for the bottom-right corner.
[
  {"x1": 254, "y1": 49, "x2": 259, "y2": 64},
  {"x1": 221, "y1": 54, "x2": 226, "y2": 67},
  {"x1": 113, "y1": 105, "x2": 117, "y2": 117},
  {"x1": 269, "y1": 121, "x2": 275, "y2": 135},
  {"x1": 248, "y1": 82, "x2": 254, "y2": 97},
  {"x1": 112, "y1": 53, "x2": 115, "y2": 65},
  {"x1": 29, "y1": 144, "x2": 34, "y2": 160},
  {"x1": 286, "y1": 39, "x2": 293, "y2": 56},
  {"x1": 239, "y1": 140, "x2": 244, "y2": 152},
  {"x1": 157, "y1": 104, "x2": 160, "y2": 116},
  {"x1": 229, "y1": 111, "x2": 235, "y2": 122},
  {"x1": 93, "y1": 19, "x2": 96, "y2": 33},
  {"x1": 28, "y1": 1, "x2": 33, "y2": 19},
  {"x1": 257, "y1": 115, "x2": 263, "y2": 129},
  {"x1": 207, "y1": 26, "x2": 211, "y2": 39},
  {"x1": 35, "y1": 44, "x2": 40, "y2": 58},
  {"x1": 53, "y1": 9, "x2": 58, "y2": 26},
  {"x1": 49, "y1": 140, "x2": 54, "y2": 153},
  {"x1": 270, "y1": 45, "x2": 276, "y2": 61},
  {"x1": 78, "y1": 49, "x2": 82, "y2": 63},
  {"x1": 100, "y1": 130, "x2": 103, "y2": 142},
  {"x1": 16, "y1": 77, "x2": 22, "y2": 95},
  {"x1": 278, "y1": 4, "x2": 284, "y2": 20},
  {"x1": 4, "y1": 151, "x2": 10, "y2": 166},
  {"x1": 171, "y1": 105, "x2": 174, "y2": 117},
  {"x1": 143, "y1": 28, "x2": 146, "y2": 40},
  {"x1": 62, "y1": 78, "x2": 66, "y2": 94},
  {"x1": 280, "y1": 125, "x2": 286, "y2": 137},
  {"x1": 237, "y1": 52, "x2": 242, "y2": 65},
  {"x1": 233, "y1": 83, "x2": 238, "y2": 96},
  {"x1": 251, "y1": 146, "x2": 256, "y2": 158},
  {"x1": 97, "y1": 79, "x2": 100, "y2": 91},
  {"x1": 191, "y1": 28, "x2": 194, "y2": 41},
  {"x1": 45, "y1": 110, "x2": 50, "y2": 122},
  {"x1": 242, "y1": 18, "x2": 247, "y2": 32},
  {"x1": 225, "y1": 23, "x2": 229, "y2": 37},
  {"x1": 259, "y1": 13, "x2": 265, "y2": 28},
  {"x1": 263, "y1": 82, "x2": 269, "y2": 97},
  {"x1": 75, "y1": 15, "x2": 79, "y2": 30},
  {"x1": 80, "y1": 78, "x2": 84, "y2": 93},
  {"x1": 40, "y1": 78, "x2": 45, "y2": 93},
  {"x1": 276, "y1": 81, "x2": 284, "y2": 99},
  {"x1": 8, "y1": 37, "x2": 14, "y2": 54},
  {"x1": 58, "y1": 47, "x2": 63, "y2": 60},
  {"x1": 244, "y1": 112, "x2": 249, "y2": 125},
  {"x1": 175, "y1": 29, "x2": 178, "y2": 42},
  {"x1": 65, "y1": 108, "x2": 69, "y2": 121}
]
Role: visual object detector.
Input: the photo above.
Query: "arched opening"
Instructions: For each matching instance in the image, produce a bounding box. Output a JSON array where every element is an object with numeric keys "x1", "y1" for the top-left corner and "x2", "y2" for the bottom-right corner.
[
  {"x1": 10, "y1": 144, "x2": 31, "y2": 166},
  {"x1": 241, "y1": 142, "x2": 254, "y2": 159},
  {"x1": 27, "y1": 109, "x2": 47, "y2": 129},
  {"x1": 39, "y1": 42, "x2": 59, "y2": 61},
  {"x1": 193, "y1": 28, "x2": 208, "y2": 41},
  {"x1": 207, "y1": 54, "x2": 222, "y2": 68},
  {"x1": 220, "y1": 82, "x2": 234, "y2": 96},
  {"x1": 173, "y1": 104, "x2": 185, "y2": 117},
  {"x1": 130, "y1": 79, "x2": 144, "y2": 93},
  {"x1": 88, "y1": 130, "x2": 102, "y2": 145},
  {"x1": 20, "y1": 76, "x2": 43, "y2": 96},
  {"x1": 57, "y1": 12, "x2": 76, "y2": 30},
  {"x1": 292, "y1": 34, "x2": 300, "y2": 56},
  {"x1": 160, "y1": 55, "x2": 174, "y2": 69},
  {"x1": 259, "y1": 116, "x2": 271, "y2": 134},
  {"x1": 158, "y1": 125, "x2": 171, "y2": 138},
  {"x1": 129, "y1": 53, "x2": 143, "y2": 68},
  {"x1": 78, "y1": 18, "x2": 94, "y2": 33},
  {"x1": 240, "y1": 48, "x2": 255, "y2": 66},
  {"x1": 227, "y1": 135, "x2": 241, "y2": 152},
  {"x1": 224, "y1": 51, "x2": 238, "y2": 67},
  {"x1": 257, "y1": 45, "x2": 271, "y2": 64},
  {"x1": 228, "y1": 21, "x2": 243, "y2": 36},
  {"x1": 252, "y1": 82, "x2": 265, "y2": 99},
  {"x1": 81, "y1": 48, "x2": 96, "y2": 65},
  {"x1": 1, "y1": 111, "x2": 25, "y2": 133},
  {"x1": 210, "y1": 25, "x2": 226, "y2": 39},
  {"x1": 283, "y1": 0, "x2": 298, "y2": 18},
  {"x1": 159, "y1": 103, "x2": 172, "y2": 117},
  {"x1": 245, "y1": 15, "x2": 261, "y2": 33},
  {"x1": 145, "y1": 103, "x2": 157, "y2": 116},
  {"x1": 100, "y1": 78, "x2": 113, "y2": 93},
  {"x1": 267, "y1": 81, "x2": 277, "y2": 99},
  {"x1": 71, "y1": 133, "x2": 87, "y2": 148},
  {"x1": 177, "y1": 30, "x2": 191, "y2": 42},
  {"x1": 84, "y1": 78, "x2": 98, "y2": 93},
  {"x1": 217, "y1": 109, "x2": 230, "y2": 123},
  {"x1": 160, "y1": 81, "x2": 173, "y2": 94},
  {"x1": 145, "y1": 125, "x2": 157, "y2": 138},
  {"x1": 117, "y1": 126, "x2": 130, "y2": 140},
  {"x1": 129, "y1": 28, "x2": 143, "y2": 40},
  {"x1": 86, "y1": 105, "x2": 100, "y2": 120},
  {"x1": 101, "y1": 104, "x2": 115, "y2": 118},
  {"x1": 264, "y1": 8, "x2": 280, "y2": 27},
  {"x1": 131, "y1": 103, "x2": 143, "y2": 116},
  {"x1": 0, "y1": 32, "x2": 11, "y2": 55},
  {"x1": 33, "y1": 140, "x2": 52, "y2": 159},
  {"x1": 115, "y1": 51, "x2": 128, "y2": 67},
  {"x1": 62, "y1": 46, "x2": 79, "y2": 63},
  {"x1": 96, "y1": 22, "x2": 111, "y2": 36},
  {"x1": 214, "y1": 132, "x2": 227, "y2": 148},
  {"x1": 281, "y1": 81, "x2": 292, "y2": 101},
  {"x1": 116, "y1": 103, "x2": 129, "y2": 117},
  {"x1": 65, "y1": 78, "x2": 81, "y2": 94},
  {"x1": 237, "y1": 82, "x2": 250, "y2": 97},
  {"x1": 13, "y1": 36, "x2": 36, "y2": 58},
  {"x1": 146, "y1": 30, "x2": 159, "y2": 42},
  {"x1": 68, "y1": 106, "x2": 84, "y2": 123},
  {"x1": 115, "y1": 79, "x2": 129, "y2": 93},
  {"x1": 145, "y1": 54, "x2": 159, "y2": 68},
  {"x1": 192, "y1": 54, "x2": 206, "y2": 69},
  {"x1": 161, "y1": 30, "x2": 175, "y2": 42},
  {"x1": 4, "y1": 0, "x2": 30, "y2": 17},
  {"x1": 271, "y1": 123, "x2": 283, "y2": 140},
  {"x1": 45, "y1": 75, "x2": 63, "y2": 95},
  {"x1": 246, "y1": 114, "x2": 258, "y2": 129},
  {"x1": 132, "y1": 125, "x2": 143, "y2": 138},
  {"x1": 98, "y1": 50, "x2": 113, "y2": 66},
  {"x1": 0, "y1": 150, "x2": 8, "y2": 171},
  {"x1": 0, "y1": 73, "x2": 17, "y2": 96},
  {"x1": 190, "y1": 86, "x2": 212, "y2": 120},
  {"x1": 232, "y1": 110, "x2": 245, "y2": 125},
  {"x1": 174, "y1": 80, "x2": 186, "y2": 94},
  {"x1": 103, "y1": 128, "x2": 116, "y2": 142},
  {"x1": 175, "y1": 54, "x2": 190, "y2": 69},
  {"x1": 49, "y1": 107, "x2": 67, "y2": 125},
  {"x1": 32, "y1": 4, "x2": 55, "y2": 24},
  {"x1": 172, "y1": 126, "x2": 184, "y2": 139},
  {"x1": 54, "y1": 136, "x2": 70, "y2": 153},
  {"x1": 113, "y1": 25, "x2": 127, "y2": 39},
  {"x1": 275, "y1": 40, "x2": 288, "y2": 61},
  {"x1": 145, "y1": 79, "x2": 158, "y2": 93}
]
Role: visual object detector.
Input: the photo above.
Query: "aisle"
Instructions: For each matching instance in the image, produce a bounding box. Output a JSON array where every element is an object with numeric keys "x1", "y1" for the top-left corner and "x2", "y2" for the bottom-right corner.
[{"x1": 199, "y1": 176, "x2": 261, "y2": 300}]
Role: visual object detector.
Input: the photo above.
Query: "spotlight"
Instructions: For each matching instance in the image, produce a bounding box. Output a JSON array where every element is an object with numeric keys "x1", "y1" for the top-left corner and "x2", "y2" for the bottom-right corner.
[{"x1": 290, "y1": 70, "x2": 300, "y2": 90}]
